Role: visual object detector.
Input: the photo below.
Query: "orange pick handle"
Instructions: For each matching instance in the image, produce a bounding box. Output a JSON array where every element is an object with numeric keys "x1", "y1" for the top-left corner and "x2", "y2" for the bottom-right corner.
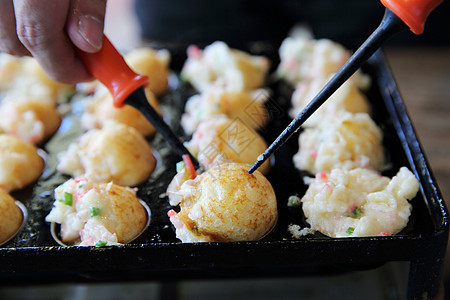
[
  {"x1": 76, "y1": 35, "x2": 149, "y2": 108},
  {"x1": 380, "y1": 0, "x2": 444, "y2": 34}
]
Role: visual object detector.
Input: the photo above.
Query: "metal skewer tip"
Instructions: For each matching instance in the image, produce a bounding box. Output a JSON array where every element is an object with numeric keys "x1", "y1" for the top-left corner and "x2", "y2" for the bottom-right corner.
[{"x1": 124, "y1": 86, "x2": 200, "y2": 169}]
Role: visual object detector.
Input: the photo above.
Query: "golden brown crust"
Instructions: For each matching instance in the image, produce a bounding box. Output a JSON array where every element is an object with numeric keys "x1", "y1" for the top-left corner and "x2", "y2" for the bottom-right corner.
[
  {"x1": 78, "y1": 123, "x2": 156, "y2": 186},
  {"x1": 0, "y1": 97, "x2": 61, "y2": 143},
  {"x1": 0, "y1": 189, "x2": 23, "y2": 244},
  {"x1": 125, "y1": 48, "x2": 170, "y2": 96},
  {"x1": 83, "y1": 89, "x2": 161, "y2": 137},
  {"x1": 96, "y1": 183, "x2": 147, "y2": 243},
  {"x1": 57, "y1": 122, "x2": 156, "y2": 187},
  {"x1": 188, "y1": 116, "x2": 270, "y2": 174},
  {"x1": 176, "y1": 163, "x2": 277, "y2": 241},
  {"x1": 0, "y1": 134, "x2": 44, "y2": 192}
]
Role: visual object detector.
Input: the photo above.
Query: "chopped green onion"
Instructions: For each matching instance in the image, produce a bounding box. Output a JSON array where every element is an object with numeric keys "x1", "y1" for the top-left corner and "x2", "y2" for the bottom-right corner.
[
  {"x1": 90, "y1": 207, "x2": 101, "y2": 217},
  {"x1": 287, "y1": 195, "x2": 301, "y2": 208},
  {"x1": 349, "y1": 207, "x2": 363, "y2": 219},
  {"x1": 346, "y1": 227, "x2": 355, "y2": 235},
  {"x1": 61, "y1": 192, "x2": 73, "y2": 206},
  {"x1": 176, "y1": 161, "x2": 185, "y2": 172},
  {"x1": 61, "y1": 89, "x2": 74, "y2": 100},
  {"x1": 95, "y1": 240, "x2": 107, "y2": 247},
  {"x1": 179, "y1": 73, "x2": 189, "y2": 82}
]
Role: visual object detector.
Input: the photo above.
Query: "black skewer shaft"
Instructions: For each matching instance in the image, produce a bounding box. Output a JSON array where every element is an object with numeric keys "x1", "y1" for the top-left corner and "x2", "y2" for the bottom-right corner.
[
  {"x1": 248, "y1": 8, "x2": 408, "y2": 174},
  {"x1": 124, "y1": 86, "x2": 199, "y2": 169}
]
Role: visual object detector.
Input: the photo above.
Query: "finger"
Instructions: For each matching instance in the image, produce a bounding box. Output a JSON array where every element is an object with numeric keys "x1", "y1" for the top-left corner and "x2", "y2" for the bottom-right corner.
[
  {"x1": 0, "y1": 0, "x2": 30, "y2": 55},
  {"x1": 67, "y1": 0, "x2": 106, "y2": 53},
  {"x1": 13, "y1": 0, "x2": 93, "y2": 83}
]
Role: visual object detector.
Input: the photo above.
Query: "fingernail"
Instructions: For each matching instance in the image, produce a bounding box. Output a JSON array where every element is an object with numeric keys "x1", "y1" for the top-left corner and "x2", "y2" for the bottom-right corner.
[{"x1": 78, "y1": 15, "x2": 103, "y2": 50}]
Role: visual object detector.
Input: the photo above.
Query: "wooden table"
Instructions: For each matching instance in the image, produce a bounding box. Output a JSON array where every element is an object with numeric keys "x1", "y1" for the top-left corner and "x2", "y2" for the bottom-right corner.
[
  {"x1": 384, "y1": 47, "x2": 450, "y2": 208},
  {"x1": 384, "y1": 47, "x2": 450, "y2": 279}
]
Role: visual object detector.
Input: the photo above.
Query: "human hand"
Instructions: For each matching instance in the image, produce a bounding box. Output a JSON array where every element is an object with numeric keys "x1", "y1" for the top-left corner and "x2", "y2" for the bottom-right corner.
[{"x1": 0, "y1": 0, "x2": 107, "y2": 84}]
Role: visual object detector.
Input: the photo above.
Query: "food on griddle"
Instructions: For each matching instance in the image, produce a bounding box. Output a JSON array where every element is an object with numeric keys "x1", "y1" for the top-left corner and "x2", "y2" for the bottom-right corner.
[
  {"x1": 288, "y1": 75, "x2": 371, "y2": 128},
  {"x1": 0, "y1": 30, "x2": 423, "y2": 254},
  {"x1": 0, "y1": 189, "x2": 23, "y2": 245},
  {"x1": 185, "y1": 115, "x2": 270, "y2": 174},
  {"x1": 0, "y1": 95, "x2": 61, "y2": 144},
  {"x1": 81, "y1": 85, "x2": 161, "y2": 137},
  {"x1": 181, "y1": 41, "x2": 270, "y2": 92},
  {"x1": 181, "y1": 85, "x2": 269, "y2": 135},
  {"x1": 167, "y1": 162, "x2": 277, "y2": 242},
  {"x1": 301, "y1": 167, "x2": 419, "y2": 237},
  {"x1": 276, "y1": 36, "x2": 370, "y2": 89},
  {"x1": 45, "y1": 178, "x2": 147, "y2": 246},
  {"x1": 0, "y1": 53, "x2": 74, "y2": 104},
  {"x1": 293, "y1": 112, "x2": 386, "y2": 174},
  {"x1": 0, "y1": 134, "x2": 44, "y2": 192},
  {"x1": 124, "y1": 47, "x2": 171, "y2": 96},
  {"x1": 56, "y1": 122, "x2": 156, "y2": 187}
]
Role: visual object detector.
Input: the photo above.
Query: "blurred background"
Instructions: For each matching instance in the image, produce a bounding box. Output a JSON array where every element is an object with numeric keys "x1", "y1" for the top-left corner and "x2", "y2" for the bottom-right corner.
[{"x1": 1, "y1": 0, "x2": 449, "y2": 299}]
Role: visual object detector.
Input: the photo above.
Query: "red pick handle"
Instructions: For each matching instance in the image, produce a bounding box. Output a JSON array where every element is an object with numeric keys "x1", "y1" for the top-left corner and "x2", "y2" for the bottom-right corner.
[
  {"x1": 76, "y1": 35, "x2": 149, "y2": 108},
  {"x1": 380, "y1": 0, "x2": 444, "y2": 34}
]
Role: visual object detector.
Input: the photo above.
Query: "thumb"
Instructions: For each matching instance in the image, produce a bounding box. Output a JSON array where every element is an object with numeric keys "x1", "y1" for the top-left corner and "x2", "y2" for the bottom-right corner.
[{"x1": 67, "y1": 0, "x2": 106, "y2": 53}]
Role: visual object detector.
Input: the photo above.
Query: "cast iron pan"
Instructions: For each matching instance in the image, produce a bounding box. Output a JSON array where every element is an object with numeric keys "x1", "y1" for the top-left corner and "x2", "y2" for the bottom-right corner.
[{"x1": 0, "y1": 50, "x2": 447, "y2": 300}]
